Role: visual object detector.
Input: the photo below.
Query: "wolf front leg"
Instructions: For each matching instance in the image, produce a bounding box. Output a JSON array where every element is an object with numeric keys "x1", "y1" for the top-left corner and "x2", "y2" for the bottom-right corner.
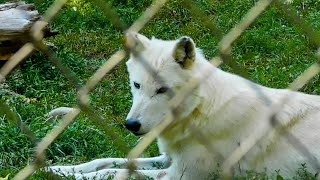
[
  {"x1": 65, "y1": 168, "x2": 169, "y2": 180},
  {"x1": 45, "y1": 154, "x2": 171, "y2": 174}
]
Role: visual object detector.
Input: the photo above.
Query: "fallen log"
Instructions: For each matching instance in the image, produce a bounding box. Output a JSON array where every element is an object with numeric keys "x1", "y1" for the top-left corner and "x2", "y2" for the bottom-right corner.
[{"x1": 0, "y1": 1, "x2": 57, "y2": 62}]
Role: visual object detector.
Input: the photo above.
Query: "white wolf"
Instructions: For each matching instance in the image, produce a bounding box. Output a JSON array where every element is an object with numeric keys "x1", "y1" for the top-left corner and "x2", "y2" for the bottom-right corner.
[{"x1": 46, "y1": 33, "x2": 320, "y2": 179}]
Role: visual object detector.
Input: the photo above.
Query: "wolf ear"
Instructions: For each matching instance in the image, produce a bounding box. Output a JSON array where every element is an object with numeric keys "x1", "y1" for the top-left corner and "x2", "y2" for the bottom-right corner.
[
  {"x1": 125, "y1": 32, "x2": 150, "y2": 54},
  {"x1": 173, "y1": 36, "x2": 196, "y2": 69}
]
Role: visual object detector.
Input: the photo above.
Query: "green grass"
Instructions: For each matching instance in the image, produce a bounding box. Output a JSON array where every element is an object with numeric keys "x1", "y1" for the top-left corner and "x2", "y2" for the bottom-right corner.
[{"x1": 1, "y1": 0, "x2": 320, "y2": 179}]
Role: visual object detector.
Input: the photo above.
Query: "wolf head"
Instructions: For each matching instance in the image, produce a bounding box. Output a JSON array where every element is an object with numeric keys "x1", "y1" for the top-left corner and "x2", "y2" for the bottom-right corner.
[{"x1": 125, "y1": 33, "x2": 201, "y2": 136}]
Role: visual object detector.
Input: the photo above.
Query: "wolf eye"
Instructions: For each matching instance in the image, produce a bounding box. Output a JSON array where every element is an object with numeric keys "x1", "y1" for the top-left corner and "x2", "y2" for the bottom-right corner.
[
  {"x1": 156, "y1": 87, "x2": 168, "y2": 94},
  {"x1": 134, "y1": 82, "x2": 140, "y2": 89}
]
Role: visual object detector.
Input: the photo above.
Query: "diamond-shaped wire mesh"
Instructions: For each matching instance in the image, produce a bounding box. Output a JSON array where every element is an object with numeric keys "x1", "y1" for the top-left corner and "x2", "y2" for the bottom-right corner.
[{"x1": 1, "y1": 0, "x2": 319, "y2": 179}]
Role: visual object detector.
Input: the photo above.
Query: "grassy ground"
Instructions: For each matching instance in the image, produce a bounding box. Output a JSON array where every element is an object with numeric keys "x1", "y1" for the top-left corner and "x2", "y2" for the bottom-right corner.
[{"x1": 1, "y1": 0, "x2": 320, "y2": 179}]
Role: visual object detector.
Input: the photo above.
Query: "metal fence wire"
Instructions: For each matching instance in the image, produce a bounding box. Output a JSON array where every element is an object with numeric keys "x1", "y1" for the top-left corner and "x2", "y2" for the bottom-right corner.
[{"x1": 1, "y1": 0, "x2": 320, "y2": 179}]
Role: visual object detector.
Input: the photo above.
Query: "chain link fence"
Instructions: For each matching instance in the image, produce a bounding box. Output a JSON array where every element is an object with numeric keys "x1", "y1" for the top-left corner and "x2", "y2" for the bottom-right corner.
[{"x1": 1, "y1": 0, "x2": 320, "y2": 179}]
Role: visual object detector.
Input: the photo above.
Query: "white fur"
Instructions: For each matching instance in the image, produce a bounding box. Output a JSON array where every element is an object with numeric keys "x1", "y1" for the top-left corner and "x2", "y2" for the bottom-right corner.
[{"x1": 46, "y1": 34, "x2": 320, "y2": 179}]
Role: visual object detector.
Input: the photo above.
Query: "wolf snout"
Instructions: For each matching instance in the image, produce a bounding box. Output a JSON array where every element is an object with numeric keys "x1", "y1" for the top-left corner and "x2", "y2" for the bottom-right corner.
[{"x1": 125, "y1": 119, "x2": 141, "y2": 133}]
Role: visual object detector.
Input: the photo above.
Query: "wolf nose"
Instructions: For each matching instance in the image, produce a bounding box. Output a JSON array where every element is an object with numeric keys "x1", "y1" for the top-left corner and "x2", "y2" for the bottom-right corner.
[{"x1": 125, "y1": 119, "x2": 141, "y2": 132}]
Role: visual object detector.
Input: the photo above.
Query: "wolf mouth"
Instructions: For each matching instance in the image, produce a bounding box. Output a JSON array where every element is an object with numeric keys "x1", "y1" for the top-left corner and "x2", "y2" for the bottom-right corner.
[{"x1": 132, "y1": 132, "x2": 145, "y2": 136}]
